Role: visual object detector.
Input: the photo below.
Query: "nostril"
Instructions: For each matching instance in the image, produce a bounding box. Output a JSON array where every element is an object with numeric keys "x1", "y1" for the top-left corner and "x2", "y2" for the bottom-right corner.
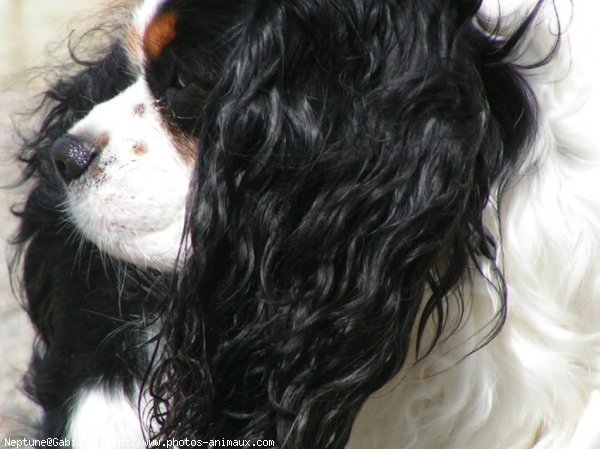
[
  {"x1": 51, "y1": 135, "x2": 100, "y2": 184},
  {"x1": 54, "y1": 160, "x2": 68, "y2": 177}
]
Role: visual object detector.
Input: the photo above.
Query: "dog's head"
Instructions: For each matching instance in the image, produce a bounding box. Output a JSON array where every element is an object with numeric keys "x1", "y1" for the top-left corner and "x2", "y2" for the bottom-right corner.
[
  {"x1": 48, "y1": 0, "x2": 541, "y2": 276},
  {"x1": 48, "y1": 0, "x2": 248, "y2": 271},
  {"x1": 26, "y1": 0, "x2": 544, "y2": 446}
]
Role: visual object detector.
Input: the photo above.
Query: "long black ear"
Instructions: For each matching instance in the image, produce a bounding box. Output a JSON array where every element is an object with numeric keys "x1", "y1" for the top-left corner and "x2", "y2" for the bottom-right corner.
[
  {"x1": 151, "y1": 0, "x2": 543, "y2": 447},
  {"x1": 14, "y1": 41, "x2": 133, "y2": 350},
  {"x1": 11, "y1": 42, "x2": 140, "y2": 437}
]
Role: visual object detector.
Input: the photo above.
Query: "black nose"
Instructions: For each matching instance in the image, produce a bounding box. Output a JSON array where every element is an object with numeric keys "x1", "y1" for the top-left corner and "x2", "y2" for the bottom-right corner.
[{"x1": 51, "y1": 135, "x2": 100, "y2": 183}]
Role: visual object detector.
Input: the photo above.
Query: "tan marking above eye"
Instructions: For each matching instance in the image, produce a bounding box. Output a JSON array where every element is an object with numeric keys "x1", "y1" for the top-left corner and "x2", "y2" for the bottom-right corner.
[{"x1": 143, "y1": 11, "x2": 178, "y2": 61}]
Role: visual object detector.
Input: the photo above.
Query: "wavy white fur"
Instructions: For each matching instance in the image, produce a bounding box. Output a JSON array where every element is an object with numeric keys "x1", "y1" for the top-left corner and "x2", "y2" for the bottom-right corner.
[
  {"x1": 66, "y1": 387, "x2": 145, "y2": 449},
  {"x1": 348, "y1": 2, "x2": 600, "y2": 448}
]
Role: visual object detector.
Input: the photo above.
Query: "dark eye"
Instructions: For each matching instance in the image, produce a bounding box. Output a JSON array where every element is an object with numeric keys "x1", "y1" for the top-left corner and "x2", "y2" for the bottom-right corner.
[{"x1": 173, "y1": 69, "x2": 193, "y2": 89}]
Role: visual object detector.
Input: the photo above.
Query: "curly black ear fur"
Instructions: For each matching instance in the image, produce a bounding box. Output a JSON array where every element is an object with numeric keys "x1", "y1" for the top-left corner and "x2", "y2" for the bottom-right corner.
[
  {"x1": 11, "y1": 41, "x2": 162, "y2": 437},
  {"x1": 149, "y1": 0, "x2": 543, "y2": 447}
]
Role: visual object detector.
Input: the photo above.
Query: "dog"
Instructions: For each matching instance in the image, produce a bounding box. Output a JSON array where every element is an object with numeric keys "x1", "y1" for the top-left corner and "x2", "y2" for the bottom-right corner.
[{"x1": 12, "y1": 0, "x2": 600, "y2": 448}]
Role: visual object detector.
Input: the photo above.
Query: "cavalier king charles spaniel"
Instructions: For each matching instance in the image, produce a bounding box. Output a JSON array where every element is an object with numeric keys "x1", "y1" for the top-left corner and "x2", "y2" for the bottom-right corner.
[{"x1": 12, "y1": 0, "x2": 600, "y2": 448}]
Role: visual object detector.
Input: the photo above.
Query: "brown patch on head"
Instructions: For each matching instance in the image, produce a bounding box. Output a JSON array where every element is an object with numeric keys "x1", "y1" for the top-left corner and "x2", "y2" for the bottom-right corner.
[
  {"x1": 172, "y1": 132, "x2": 199, "y2": 164},
  {"x1": 157, "y1": 110, "x2": 199, "y2": 164},
  {"x1": 143, "y1": 11, "x2": 178, "y2": 61},
  {"x1": 133, "y1": 142, "x2": 149, "y2": 155}
]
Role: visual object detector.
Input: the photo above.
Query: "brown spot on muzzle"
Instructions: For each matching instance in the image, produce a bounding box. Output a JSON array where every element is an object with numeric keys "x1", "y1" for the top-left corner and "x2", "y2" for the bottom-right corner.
[
  {"x1": 143, "y1": 11, "x2": 178, "y2": 61},
  {"x1": 97, "y1": 132, "x2": 110, "y2": 150},
  {"x1": 133, "y1": 142, "x2": 149, "y2": 155}
]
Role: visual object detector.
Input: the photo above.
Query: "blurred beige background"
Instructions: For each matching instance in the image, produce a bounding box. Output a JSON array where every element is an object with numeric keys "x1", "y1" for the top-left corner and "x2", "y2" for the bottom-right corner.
[{"x1": 0, "y1": 0, "x2": 131, "y2": 437}]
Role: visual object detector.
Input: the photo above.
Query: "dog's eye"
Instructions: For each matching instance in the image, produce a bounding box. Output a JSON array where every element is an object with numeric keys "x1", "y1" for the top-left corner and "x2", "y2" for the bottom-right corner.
[{"x1": 174, "y1": 70, "x2": 193, "y2": 89}]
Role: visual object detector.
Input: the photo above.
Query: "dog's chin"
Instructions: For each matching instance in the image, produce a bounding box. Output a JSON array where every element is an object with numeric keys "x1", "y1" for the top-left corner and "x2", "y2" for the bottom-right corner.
[
  {"x1": 69, "y1": 204, "x2": 188, "y2": 272},
  {"x1": 65, "y1": 179, "x2": 189, "y2": 272},
  {"x1": 78, "y1": 217, "x2": 187, "y2": 272}
]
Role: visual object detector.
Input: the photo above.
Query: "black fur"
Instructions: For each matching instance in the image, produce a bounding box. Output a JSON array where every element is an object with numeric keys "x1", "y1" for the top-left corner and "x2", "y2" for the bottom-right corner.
[
  {"x1": 12, "y1": 0, "x2": 545, "y2": 447},
  {"x1": 150, "y1": 0, "x2": 543, "y2": 446},
  {"x1": 12, "y1": 43, "x2": 165, "y2": 437}
]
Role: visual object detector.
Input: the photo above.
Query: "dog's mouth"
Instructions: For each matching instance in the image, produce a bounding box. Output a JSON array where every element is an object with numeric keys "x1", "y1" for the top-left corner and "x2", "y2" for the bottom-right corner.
[{"x1": 59, "y1": 155, "x2": 192, "y2": 272}]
